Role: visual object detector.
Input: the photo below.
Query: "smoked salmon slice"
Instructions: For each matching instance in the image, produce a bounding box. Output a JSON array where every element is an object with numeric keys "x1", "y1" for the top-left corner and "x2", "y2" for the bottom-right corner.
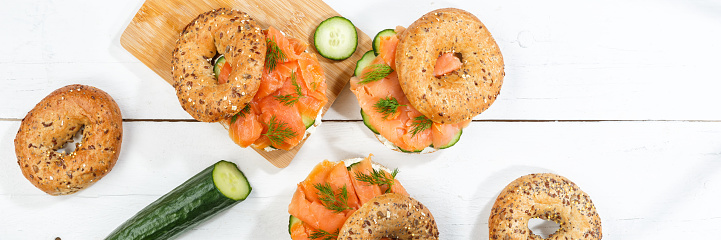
[
  {"x1": 350, "y1": 30, "x2": 470, "y2": 152},
  {"x1": 289, "y1": 221, "x2": 313, "y2": 240},
  {"x1": 434, "y1": 52, "x2": 462, "y2": 77},
  {"x1": 348, "y1": 157, "x2": 383, "y2": 205},
  {"x1": 224, "y1": 26, "x2": 327, "y2": 151},
  {"x1": 288, "y1": 156, "x2": 408, "y2": 239},
  {"x1": 378, "y1": 35, "x2": 399, "y2": 69},
  {"x1": 288, "y1": 181, "x2": 352, "y2": 234},
  {"x1": 227, "y1": 105, "x2": 263, "y2": 148}
]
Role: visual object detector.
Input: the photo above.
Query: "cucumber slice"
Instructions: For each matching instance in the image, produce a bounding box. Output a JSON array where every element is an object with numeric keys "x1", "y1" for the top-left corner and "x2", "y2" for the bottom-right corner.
[
  {"x1": 398, "y1": 146, "x2": 423, "y2": 153},
  {"x1": 213, "y1": 55, "x2": 226, "y2": 79},
  {"x1": 372, "y1": 29, "x2": 396, "y2": 56},
  {"x1": 438, "y1": 129, "x2": 463, "y2": 149},
  {"x1": 360, "y1": 109, "x2": 379, "y2": 134},
  {"x1": 213, "y1": 161, "x2": 252, "y2": 200},
  {"x1": 288, "y1": 215, "x2": 302, "y2": 234},
  {"x1": 346, "y1": 161, "x2": 361, "y2": 171},
  {"x1": 302, "y1": 114, "x2": 316, "y2": 129},
  {"x1": 106, "y1": 160, "x2": 251, "y2": 240},
  {"x1": 314, "y1": 16, "x2": 358, "y2": 60},
  {"x1": 354, "y1": 50, "x2": 376, "y2": 77}
]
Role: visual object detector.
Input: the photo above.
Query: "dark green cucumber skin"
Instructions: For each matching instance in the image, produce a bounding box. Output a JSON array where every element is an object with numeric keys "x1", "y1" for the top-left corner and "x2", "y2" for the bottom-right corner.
[
  {"x1": 354, "y1": 50, "x2": 376, "y2": 77},
  {"x1": 213, "y1": 55, "x2": 226, "y2": 79},
  {"x1": 360, "y1": 109, "x2": 379, "y2": 134},
  {"x1": 288, "y1": 215, "x2": 302, "y2": 234},
  {"x1": 372, "y1": 29, "x2": 396, "y2": 56},
  {"x1": 439, "y1": 129, "x2": 462, "y2": 149},
  {"x1": 106, "y1": 161, "x2": 246, "y2": 240}
]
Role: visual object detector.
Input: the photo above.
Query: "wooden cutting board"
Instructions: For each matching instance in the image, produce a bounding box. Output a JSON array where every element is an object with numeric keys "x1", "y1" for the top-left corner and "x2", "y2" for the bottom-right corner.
[{"x1": 120, "y1": 0, "x2": 371, "y2": 168}]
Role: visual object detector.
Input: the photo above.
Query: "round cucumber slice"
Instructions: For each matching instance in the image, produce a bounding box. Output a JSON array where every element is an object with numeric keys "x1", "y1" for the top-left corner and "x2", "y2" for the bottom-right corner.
[
  {"x1": 212, "y1": 160, "x2": 251, "y2": 201},
  {"x1": 302, "y1": 114, "x2": 316, "y2": 129},
  {"x1": 360, "y1": 109, "x2": 379, "y2": 134},
  {"x1": 438, "y1": 129, "x2": 463, "y2": 149},
  {"x1": 398, "y1": 146, "x2": 423, "y2": 153},
  {"x1": 314, "y1": 16, "x2": 358, "y2": 60},
  {"x1": 372, "y1": 29, "x2": 396, "y2": 56},
  {"x1": 288, "y1": 215, "x2": 302, "y2": 234},
  {"x1": 213, "y1": 55, "x2": 226, "y2": 79},
  {"x1": 354, "y1": 50, "x2": 376, "y2": 77}
]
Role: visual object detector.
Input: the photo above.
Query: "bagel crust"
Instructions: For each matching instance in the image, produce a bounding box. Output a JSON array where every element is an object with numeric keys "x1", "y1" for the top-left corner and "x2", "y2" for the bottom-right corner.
[
  {"x1": 396, "y1": 8, "x2": 504, "y2": 124},
  {"x1": 14, "y1": 84, "x2": 123, "y2": 195},
  {"x1": 338, "y1": 193, "x2": 439, "y2": 239},
  {"x1": 171, "y1": 8, "x2": 266, "y2": 122},
  {"x1": 489, "y1": 173, "x2": 602, "y2": 239}
]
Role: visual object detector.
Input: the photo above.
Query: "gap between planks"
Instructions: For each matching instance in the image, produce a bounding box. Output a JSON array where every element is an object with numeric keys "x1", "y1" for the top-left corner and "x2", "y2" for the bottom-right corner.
[{"x1": 2, "y1": 118, "x2": 721, "y2": 123}]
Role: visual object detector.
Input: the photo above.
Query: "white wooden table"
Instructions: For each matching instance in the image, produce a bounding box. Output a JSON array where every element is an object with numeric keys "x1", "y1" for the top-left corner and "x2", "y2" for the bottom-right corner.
[{"x1": 2, "y1": 0, "x2": 720, "y2": 239}]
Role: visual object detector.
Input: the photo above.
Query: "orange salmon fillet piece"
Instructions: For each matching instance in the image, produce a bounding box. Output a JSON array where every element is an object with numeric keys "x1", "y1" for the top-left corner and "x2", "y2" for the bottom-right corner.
[
  {"x1": 225, "y1": 26, "x2": 327, "y2": 150},
  {"x1": 288, "y1": 156, "x2": 408, "y2": 239},
  {"x1": 434, "y1": 52, "x2": 462, "y2": 77}
]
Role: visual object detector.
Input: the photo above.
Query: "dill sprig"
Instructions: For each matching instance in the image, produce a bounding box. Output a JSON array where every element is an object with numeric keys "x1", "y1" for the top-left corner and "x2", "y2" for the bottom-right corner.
[
  {"x1": 358, "y1": 64, "x2": 393, "y2": 84},
  {"x1": 410, "y1": 115, "x2": 432, "y2": 137},
  {"x1": 274, "y1": 71, "x2": 304, "y2": 106},
  {"x1": 373, "y1": 97, "x2": 405, "y2": 119},
  {"x1": 229, "y1": 104, "x2": 251, "y2": 124},
  {"x1": 314, "y1": 183, "x2": 353, "y2": 213},
  {"x1": 265, "y1": 37, "x2": 287, "y2": 72},
  {"x1": 310, "y1": 229, "x2": 338, "y2": 240},
  {"x1": 263, "y1": 115, "x2": 297, "y2": 146},
  {"x1": 355, "y1": 168, "x2": 399, "y2": 193}
]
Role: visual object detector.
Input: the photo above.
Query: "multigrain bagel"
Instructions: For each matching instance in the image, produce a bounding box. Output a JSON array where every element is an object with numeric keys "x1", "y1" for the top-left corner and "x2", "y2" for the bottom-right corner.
[
  {"x1": 396, "y1": 8, "x2": 504, "y2": 124},
  {"x1": 489, "y1": 173, "x2": 602, "y2": 239},
  {"x1": 14, "y1": 84, "x2": 123, "y2": 195},
  {"x1": 338, "y1": 193, "x2": 439, "y2": 239},
  {"x1": 171, "y1": 8, "x2": 266, "y2": 122}
]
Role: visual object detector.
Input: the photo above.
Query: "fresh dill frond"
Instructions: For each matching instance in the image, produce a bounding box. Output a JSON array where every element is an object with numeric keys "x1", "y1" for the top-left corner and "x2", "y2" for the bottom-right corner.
[
  {"x1": 263, "y1": 115, "x2": 297, "y2": 146},
  {"x1": 354, "y1": 168, "x2": 400, "y2": 193},
  {"x1": 275, "y1": 71, "x2": 304, "y2": 106},
  {"x1": 310, "y1": 229, "x2": 338, "y2": 240},
  {"x1": 265, "y1": 37, "x2": 287, "y2": 72},
  {"x1": 229, "y1": 104, "x2": 251, "y2": 124},
  {"x1": 358, "y1": 64, "x2": 393, "y2": 84},
  {"x1": 373, "y1": 97, "x2": 405, "y2": 119},
  {"x1": 410, "y1": 115, "x2": 433, "y2": 137},
  {"x1": 314, "y1": 183, "x2": 353, "y2": 213}
]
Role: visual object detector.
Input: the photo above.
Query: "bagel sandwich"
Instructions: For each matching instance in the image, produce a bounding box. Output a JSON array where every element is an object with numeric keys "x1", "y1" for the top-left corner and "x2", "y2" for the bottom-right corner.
[
  {"x1": 287, "y1": 155, "x2": 439, "y2": 239},
  {"x1": 171, "y1": 8, "x2": 328, "y2": 152},
  {"x1": 349, "y1": 8, "x2": 504, "y2": 153}
]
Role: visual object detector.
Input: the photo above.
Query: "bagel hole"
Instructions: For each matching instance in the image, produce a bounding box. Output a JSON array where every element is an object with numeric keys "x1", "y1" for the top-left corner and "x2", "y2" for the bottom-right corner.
[
  {"x1": 434, "y1": 52, "x2": 464, "y2": 79},
  {"x1": 528, "y1": 218, "x2": 560, "y2": 239},
  {"x1": 453, "y1": 52, "x2": 463, "y2": 63},
  {"x1": 211, "y1": 53, "x2": 229, "y2": 84},
  {"x1": 211, "y1": 53, "x2": 223, "y2": 65},
  {"x1": 57, "y1": 126, "x2": 84, "y2": 155}
]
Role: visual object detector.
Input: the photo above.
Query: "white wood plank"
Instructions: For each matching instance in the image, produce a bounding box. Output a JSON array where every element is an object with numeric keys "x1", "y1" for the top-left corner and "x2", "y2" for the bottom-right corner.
[
  {"x1": 323, "y1": 0, "x2": 721, "y2": 121},
  {"x1": 2, "y1": 120, "x2": 720, "y2": 239},
  {"x1": 0, "y1": 0, "x2": 719, "y2": 121},
  {"x1": 0, "y1": 0, "x2": 190, "y2": 120}
]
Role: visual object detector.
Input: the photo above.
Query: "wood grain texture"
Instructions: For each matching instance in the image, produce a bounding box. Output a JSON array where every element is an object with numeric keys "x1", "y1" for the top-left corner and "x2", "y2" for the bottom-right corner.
[{"x1": 120, "y1": 0, "x2": 372, "y2": 167}]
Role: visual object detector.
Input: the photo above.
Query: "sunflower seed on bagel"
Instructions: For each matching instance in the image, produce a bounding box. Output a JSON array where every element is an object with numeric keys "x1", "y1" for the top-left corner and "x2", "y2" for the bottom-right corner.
[
  {"x1": 395, "y1": 8, "x2": 504, "y2": 124},
  {"x1": 171, "y1": 8, "x2": 266, "y2": 122}
]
